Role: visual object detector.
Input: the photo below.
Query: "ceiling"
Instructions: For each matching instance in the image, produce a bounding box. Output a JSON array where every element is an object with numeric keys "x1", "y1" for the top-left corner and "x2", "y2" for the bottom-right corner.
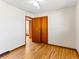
[{"x1": 3, "y1": 0, "x2": 77, "y2": 14}]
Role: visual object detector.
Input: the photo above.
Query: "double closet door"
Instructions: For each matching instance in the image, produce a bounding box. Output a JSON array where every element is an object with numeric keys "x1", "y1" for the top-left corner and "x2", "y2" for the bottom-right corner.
[{"x1": 32, "y1": 16, "x2": 48, "y2": 44}]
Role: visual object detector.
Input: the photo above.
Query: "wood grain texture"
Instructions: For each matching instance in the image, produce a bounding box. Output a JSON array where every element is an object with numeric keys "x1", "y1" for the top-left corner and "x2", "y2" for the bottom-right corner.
[
  {"x1": 0, "y1": 46, "x2": 25, "y2": 59},
  {"x1": 41, "y1": 16, "x2": 48, "y2": 44},
  {"x1": 25, "y1": 36, "x2": 79, "y2": 59},
  {"x1": 32, "y1": 16, "x2": 48, "y2": 43},
  {"x1": 0, "y1": 36, "x2": 78, "y2": 59},
  {"x1": 32, "y1": 18, "x2": 41, "y2": 43}
]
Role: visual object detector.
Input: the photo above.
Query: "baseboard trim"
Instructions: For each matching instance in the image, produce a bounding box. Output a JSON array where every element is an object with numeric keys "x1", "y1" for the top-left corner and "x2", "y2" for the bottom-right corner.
[
  {"x1": 48, "y1": 43, "x2": 75, "y2": 50},
  {"x1": 47, "y1": 43, "x2": 79, "y2": 57},
  {"x1": 75, "y1": 50, "x2": 79, "y2": 57},
  {"x1": 0, "y1": 51, "x2": 10, "y2": 57},
  {"x1": 0, "y1": 44, "x2": 25, "y2": 57},
  {"x1": 10, "y1": 44, "x2": 25, "y2": 52}
]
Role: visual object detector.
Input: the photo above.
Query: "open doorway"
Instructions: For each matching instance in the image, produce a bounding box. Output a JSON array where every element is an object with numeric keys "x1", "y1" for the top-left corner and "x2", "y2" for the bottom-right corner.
[{"x1": 25, "y1": 16, "x2": 33, "y2": 44}]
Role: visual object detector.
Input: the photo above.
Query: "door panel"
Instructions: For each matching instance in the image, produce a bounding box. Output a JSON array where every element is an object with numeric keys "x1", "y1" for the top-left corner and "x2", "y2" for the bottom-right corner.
[
  {"x1": 32, "y1": 18, "x2": 41, "y2": 43},
  {"x1": 41, "y1": 16, "x2": 48, "y2": 44},
  {"x1": 32, "y1": 16, "x2": 48, "y2": 44}
]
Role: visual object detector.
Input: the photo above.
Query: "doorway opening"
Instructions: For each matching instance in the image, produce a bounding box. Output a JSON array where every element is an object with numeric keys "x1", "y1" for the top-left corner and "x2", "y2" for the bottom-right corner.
[{"x1": 25, "y1": 16, "x2": 33, "y2": 44}]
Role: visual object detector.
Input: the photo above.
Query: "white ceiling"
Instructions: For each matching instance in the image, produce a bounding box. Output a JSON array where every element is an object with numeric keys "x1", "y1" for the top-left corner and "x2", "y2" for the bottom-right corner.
[{"x1": 3, "y1": 0, "x2": 77, "y2": 14}]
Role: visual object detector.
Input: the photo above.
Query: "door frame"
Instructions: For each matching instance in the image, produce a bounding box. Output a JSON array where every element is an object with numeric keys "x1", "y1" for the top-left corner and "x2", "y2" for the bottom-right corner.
[{"x1": 25, "y1": 16, "x2": 33, "y2": 44}]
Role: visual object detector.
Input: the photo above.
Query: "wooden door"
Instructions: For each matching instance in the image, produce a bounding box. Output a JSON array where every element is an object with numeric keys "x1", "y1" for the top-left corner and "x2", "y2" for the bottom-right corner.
[
  {"x1": 32, "y1": 16, "x2": 48, "y2": 43},
  {"x1": 32, "y1": 18, "x2": 41, "y2": 43},
  {"x1": 41, "y1": 16, "x2": 48, "y2": 44}
]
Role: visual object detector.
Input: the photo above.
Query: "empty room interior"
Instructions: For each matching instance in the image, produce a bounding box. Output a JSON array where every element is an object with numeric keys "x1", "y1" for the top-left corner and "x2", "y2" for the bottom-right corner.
[{"x1": 0, "y1": 0, "x2": 79, "y2": 59}]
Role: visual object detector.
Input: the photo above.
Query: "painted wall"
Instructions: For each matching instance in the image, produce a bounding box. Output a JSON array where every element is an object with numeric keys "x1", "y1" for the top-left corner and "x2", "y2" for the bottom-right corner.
[
  {"x1": 34, "y1": 7, "x2": 76, "y2": 48},
  {"x1": 76, "y1": 0, "x2": 79, "y2": 53},
  {"x1": 0, "y1": 0, "x2": 32, "y2": 54}
]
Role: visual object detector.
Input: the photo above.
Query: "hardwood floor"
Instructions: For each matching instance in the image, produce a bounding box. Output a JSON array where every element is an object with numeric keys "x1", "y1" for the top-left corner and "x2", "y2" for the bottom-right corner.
[
  {"x1": 0, "y1": 46, "x2": 25, "y2": 59},
  {"x1": 0, "y1": 36, "x2": 78, "y2": 59},
  {"x1": 25, "y1": 36, "x2": 79, "y2": 59}
]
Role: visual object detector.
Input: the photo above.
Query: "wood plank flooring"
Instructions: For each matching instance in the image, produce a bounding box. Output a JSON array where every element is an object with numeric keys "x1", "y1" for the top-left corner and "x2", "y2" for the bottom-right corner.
[
  {"x1": 0, "y1": 46, "x2": 25, "y2": 59},
  {"x1": 0, "y1": 36, "x2": 79, "y2": 59},
  {"x1": 25, "y1": 36, "x2": 79, "y2": 59}
]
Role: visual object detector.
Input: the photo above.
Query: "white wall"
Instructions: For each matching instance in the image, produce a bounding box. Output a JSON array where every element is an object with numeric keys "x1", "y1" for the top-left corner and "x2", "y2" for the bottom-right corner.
[
  {"x1": 35, "y1": 7, "x2": 76, "y2": 48},
  {"x1": 0, "y1": 0, "x2": 32, "y2": 54},
  {"x1": 76, "y1": 0, "x2": 79, "y2": 53}
]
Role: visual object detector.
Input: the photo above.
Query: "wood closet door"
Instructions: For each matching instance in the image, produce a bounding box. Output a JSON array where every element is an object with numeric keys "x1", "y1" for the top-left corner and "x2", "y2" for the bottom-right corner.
[
  {"x1": 41, "y1": 16, "x2": 48, "y2": 44},
  {"x1": 32, "y1": 18, "x2": 41, "y2": 43}
]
